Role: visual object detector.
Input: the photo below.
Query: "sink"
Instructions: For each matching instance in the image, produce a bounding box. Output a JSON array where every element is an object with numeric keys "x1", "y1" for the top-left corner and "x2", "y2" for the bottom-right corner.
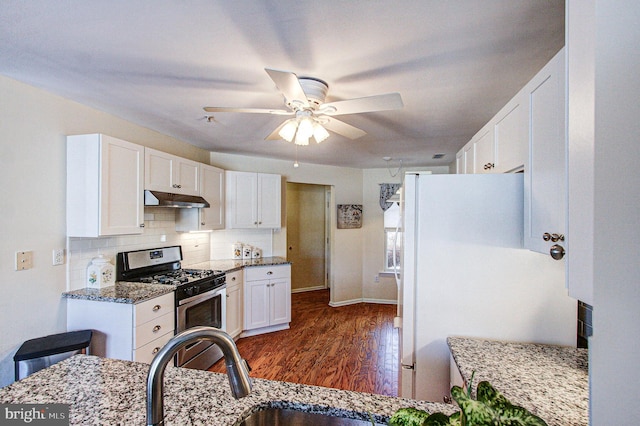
[{"x1": 239, "y1": 408, "x2": 386, "y2": 426}]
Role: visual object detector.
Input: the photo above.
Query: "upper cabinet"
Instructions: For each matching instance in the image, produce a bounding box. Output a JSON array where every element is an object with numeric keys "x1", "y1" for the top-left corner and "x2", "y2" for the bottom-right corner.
[
  {"x1": 176, "y1": 164, "x2": 225, "y2": 232},
  {"x1": 523, "y1": 49, "x2": 566, "y2": 256},
  {"x1": 67, "y1": 134, "x2": 145, "y2": 237},
  {"x1": 144, "y1": 148, "x2": 199, "y2": 196},
  {"x1": 226, "y1": 171, "x2": 281, "y2": 229},
  {"x1": 472, "y1": 128, "x2": 495, "y2": 174}
]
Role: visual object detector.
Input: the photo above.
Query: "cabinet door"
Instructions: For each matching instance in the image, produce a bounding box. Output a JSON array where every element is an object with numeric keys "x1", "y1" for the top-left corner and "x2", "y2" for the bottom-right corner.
[
  {"x1": 455, "y1": 151, "x2": 464, "y2": 174},
  {"x1": 200, "y1": 165, "x2": 224, "y2": 230},
  {"x1": 494, "y1": 97, "x2": 527, "y2": 173},
  {"x1": 244, "y1": 279, "x2": 270, "y2": 330},
  {"x1": 473, "y1": 128, "x2": 495, "y2": 174},
  {"x1": 226, "y1": 171, "x2": 258, "y2": 228},
  {"x1": 257, "y1": 173, "x2": 281, "y2": 228},
  {"x1": 145, "y1": 148, "x2": 174, "y2": 192},
  {"x1": 99, "y1": 136, "x2": 145, "y2": 236},
  {"x1": 464, "y1": 145, "x2": 475, "y2": 174},
  {"x1": 175, "y1": 158, "x2": 199, "y2": 196},
  {"x1": 226, "y1": 283, "x2": 243, "y2": 338},
  {"x1": 270, "y1": 278, "x2": 291, "y2": 326},
  {"x1": 524, "y1": 49, "x2": 566, "y2": 255}
]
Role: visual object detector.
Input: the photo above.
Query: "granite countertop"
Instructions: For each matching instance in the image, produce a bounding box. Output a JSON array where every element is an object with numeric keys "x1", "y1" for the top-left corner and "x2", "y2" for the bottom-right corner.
[
  {"x1": 447, "y1": 336, "x2": 588, "y2": 426},
  {"x1": 62, "y1": 257, "x2": 290, "y2": 304},
  {"x1": 0, "y1": 355, "x2": 456, "y2": 425},
  {"x1": 187, "y1": 256, "x2": 291, "y2": 273},
  {"x1": 62, "y1": 282, "x2": 175, "y2": 304}
]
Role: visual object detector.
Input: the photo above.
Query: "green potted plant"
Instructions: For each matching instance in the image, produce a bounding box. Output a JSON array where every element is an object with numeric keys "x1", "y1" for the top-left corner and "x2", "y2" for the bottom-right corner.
[{"x1": 389, "y1": 373, "x2": 547, "y2": 426}]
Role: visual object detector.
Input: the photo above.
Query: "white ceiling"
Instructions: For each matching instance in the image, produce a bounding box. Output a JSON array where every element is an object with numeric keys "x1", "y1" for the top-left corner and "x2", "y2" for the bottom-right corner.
[{"x1": 0, "y1": 1, "x2": 564, "y2": 169}]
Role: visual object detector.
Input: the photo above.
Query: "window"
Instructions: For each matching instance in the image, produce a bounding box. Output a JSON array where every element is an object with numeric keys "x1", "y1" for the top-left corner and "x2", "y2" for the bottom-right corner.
[{"x1": 384, "y1": 202, "x2": 402, "y2": 272}]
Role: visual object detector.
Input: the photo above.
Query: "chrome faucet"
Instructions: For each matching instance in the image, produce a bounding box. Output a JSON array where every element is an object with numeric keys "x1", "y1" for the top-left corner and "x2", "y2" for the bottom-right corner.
[{"x1": 146, "y1": 326, "x2": 252, "y2": 426}]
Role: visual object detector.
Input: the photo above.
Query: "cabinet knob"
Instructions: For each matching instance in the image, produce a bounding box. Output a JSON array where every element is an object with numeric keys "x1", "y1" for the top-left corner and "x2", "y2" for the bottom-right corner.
[
  {"x1": 201, "y1": 222, "x2": 205, "y2": 226},
  {"x1": 267, "y1": 271, "x2": 273, "y2": 275},
  {"x1": 550, "y1": 244, "x2": 565, "y2": 260},
  {"x1": 542, "y1": 232, "x2": 552, "y2": 241},
  {"x1": 550, "y1": 233, "x2": 565, "y2": 242},
  {"x1": 140, "y1": 223, "x2": 145, "y2": 228},
  {"x1": 152, "y1": 305, "x2": 161, "y2": 312},
  {"x1": 152, "y1": 347, "x2": 160, "y2": 355},
  {"x1": 153, "y1": 325, "x2": 162, "y2": 333}
]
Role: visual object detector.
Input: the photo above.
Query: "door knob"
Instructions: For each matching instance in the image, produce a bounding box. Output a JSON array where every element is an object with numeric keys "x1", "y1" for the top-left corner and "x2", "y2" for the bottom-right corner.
[{"x1": 550, "y1": 244, "x2": 565, "y2": 260}]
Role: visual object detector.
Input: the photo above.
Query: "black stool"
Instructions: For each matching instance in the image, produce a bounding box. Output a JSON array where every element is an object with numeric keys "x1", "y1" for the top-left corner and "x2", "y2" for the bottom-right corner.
[{"x1": 14, "y1": 330, "x2": 92, "y2": 381}]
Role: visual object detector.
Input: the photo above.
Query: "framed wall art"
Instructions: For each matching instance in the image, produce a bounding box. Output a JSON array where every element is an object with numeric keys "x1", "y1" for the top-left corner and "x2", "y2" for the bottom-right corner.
[{"x1": 337, "y1": 204, "x2": 363, "y2": 229}]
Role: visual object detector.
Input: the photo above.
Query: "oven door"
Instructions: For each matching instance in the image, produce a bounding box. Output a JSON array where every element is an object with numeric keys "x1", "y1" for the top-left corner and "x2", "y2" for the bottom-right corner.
[{"x1": 175, "y1": 286, "x2": 227, "y2": 367}]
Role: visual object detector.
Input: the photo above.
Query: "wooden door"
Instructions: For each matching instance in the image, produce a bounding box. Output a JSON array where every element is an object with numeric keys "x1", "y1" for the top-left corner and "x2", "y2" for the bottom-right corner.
[{"x1": 286, "y1": 183, "x2": 327, "y2": 292}]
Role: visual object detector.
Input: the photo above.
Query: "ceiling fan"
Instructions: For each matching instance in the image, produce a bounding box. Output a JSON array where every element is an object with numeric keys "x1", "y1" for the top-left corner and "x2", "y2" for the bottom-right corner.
[{"x1": 203, "y1": 68, "x2": 404, "y2": 145}]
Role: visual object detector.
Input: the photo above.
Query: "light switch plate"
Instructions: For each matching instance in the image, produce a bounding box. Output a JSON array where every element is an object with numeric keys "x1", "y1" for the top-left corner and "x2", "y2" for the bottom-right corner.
[{"x1": 16, "y1": 251, "x2": 33, "y2": 270}]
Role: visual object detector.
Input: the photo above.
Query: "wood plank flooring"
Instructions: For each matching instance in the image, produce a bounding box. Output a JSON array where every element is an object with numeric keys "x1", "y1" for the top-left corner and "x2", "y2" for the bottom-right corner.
[{"x1": 209, "y1": 289, "x2": 399, "y2": 396}]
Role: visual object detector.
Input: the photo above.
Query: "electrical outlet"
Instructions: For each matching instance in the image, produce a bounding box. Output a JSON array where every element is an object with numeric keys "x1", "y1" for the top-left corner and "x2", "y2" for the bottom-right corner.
[
  {"x1": 15, "y1": 251, "x2": 33, "y2": 270},
  {"x1": 52, "y1": 249, "x2": 65, "y2": 266},
  {"x1": 374, "y1": 274, "x2": 379, "y2": 283}
]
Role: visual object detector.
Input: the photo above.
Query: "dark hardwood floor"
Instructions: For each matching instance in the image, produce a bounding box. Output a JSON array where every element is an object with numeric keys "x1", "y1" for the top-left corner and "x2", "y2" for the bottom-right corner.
[{"x1": 209, "y1": 289, "x2": 399, "y2": 396}]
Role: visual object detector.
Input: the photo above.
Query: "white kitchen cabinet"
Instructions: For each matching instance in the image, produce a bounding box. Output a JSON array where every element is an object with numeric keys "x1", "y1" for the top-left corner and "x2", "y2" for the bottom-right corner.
[
  {"x1": 472, "y1": 127, "x2": 495, "y2": 174},
  {"x1": 565, "y1": 0, "x2": 595, "y2": 305},
  {"x1": 455, "y1": 151, "x2": 464, "y2": 174},
  {"x1": 226, "y1": 171, "x2": 282, "y2": 229},
  {"x1": 67, "y1": 292, "x2": 175, "y2": 363},
  {"x1": 145, "y1": 147, "x2": 200, "y2": 196},
  {"x1": 225, "y1": 269, "x2": 244, "y2": 338},
  {"x1": 176, "y1": 164, "x2": 225, "y2": 232},
  {"x1": 243, "y1": 264, "x2": 291, "y2": 336},
  {"x1": 524, "y1": 48, "x2": 567, "y2": 256},
  {"x1": 463, "y1": 145, "x2": 475, "y2": 174},
  {"x1": 67, "y1": 134, "x2": 145, "y2": 237},
  {"x1": 493, "y1": 95, "x2": 527, "y2": 173}
]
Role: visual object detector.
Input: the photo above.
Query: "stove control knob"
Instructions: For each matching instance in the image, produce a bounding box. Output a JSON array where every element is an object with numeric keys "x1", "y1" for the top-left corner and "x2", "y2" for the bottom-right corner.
[{"x1": 185, "y1": 286, "x2": 194, "y2": 297}]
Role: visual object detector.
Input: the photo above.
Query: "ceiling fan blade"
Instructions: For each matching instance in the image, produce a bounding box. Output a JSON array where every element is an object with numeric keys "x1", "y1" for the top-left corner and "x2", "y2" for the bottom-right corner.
[
  {"x1": 265, "y1": 121, "x2": 288, "y2": 141},
  {"x1": 203, "y1": 106, "x2": 293, "y2": 115},
  {"x1": 320, "y1": 92, "x2": 403, "y2": 116},
  {"x1": 265, "y1": 68, "x2": 308, "y2": 106},
  {"x1": 323, "y1": 117, "x2": 367, "y2": 140}
]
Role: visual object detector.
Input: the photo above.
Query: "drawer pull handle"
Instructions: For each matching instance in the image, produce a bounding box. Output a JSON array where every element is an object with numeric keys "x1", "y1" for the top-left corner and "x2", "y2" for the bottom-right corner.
[
  {"x1": 152, "y1": 347, "x2": 160, "y2": 355},
  {"x1": 152, "y1": 305, "x2": 161, "y2": 312},
  {"x1": 153, "y1": 325, "x2": 161, "y2": 333}
]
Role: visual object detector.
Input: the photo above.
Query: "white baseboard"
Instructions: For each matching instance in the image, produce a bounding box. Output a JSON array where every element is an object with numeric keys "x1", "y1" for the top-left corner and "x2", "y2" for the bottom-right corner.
[
  {"x1": 329, "y1": 298, "x2": 398, "y2": 307},
  {"x1": 240, "y1": 323, "x2": 289, "y2": 338},
  {"x1": 291, "y1": 286, "x2": 326, "y2": 294}
]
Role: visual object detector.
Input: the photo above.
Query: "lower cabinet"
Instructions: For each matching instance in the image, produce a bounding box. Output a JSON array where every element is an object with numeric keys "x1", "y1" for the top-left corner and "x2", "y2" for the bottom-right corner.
[
  {"x1": 243, "y1": 264, "x2": 291, "y2": 337},
  {"x1": 67, "y1": 292, "x2": 175, "y2": 363},
  {"x1": 225, "y1": 269, "x2": 244, "y2": 339}
]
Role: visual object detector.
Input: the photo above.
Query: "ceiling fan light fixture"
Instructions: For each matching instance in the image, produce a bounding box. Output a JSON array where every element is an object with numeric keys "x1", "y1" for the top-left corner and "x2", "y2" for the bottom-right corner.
[
  {"x1": 279, "y1": 119, "x2": 298, "y2": 142},
  {"x1": 295, "y1": 118, "x2": 314, "y2": 145},
  {"x1": 312, "y1": 122, "x2": 330, "y2": 143}
]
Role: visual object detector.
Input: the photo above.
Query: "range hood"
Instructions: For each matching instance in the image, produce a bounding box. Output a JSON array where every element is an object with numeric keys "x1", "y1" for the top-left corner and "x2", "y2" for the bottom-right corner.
[{"x1": 144, "y1": 190, "x2": 210, "y2": 208}]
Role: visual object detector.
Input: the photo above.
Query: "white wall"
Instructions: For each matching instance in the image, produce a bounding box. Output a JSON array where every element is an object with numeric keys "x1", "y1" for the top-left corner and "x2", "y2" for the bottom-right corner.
[
  {"x1": 209, "y1": 152, "x2": 365, "y2": 305},
  {"x1": 361, "y1": 167, "x2": 450, "y2": 303},
  {"x1": 591, "y1": 1, "x2": 640, "y2": 423},
  {"x1": 0, "y1": 75, "x2": 211, "y2": 387}
]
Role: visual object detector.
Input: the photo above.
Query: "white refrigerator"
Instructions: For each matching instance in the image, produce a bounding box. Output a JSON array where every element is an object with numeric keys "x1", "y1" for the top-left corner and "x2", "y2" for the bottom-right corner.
[{"x1": 398, "y1": 172, "x2": 576, "y2": 402}]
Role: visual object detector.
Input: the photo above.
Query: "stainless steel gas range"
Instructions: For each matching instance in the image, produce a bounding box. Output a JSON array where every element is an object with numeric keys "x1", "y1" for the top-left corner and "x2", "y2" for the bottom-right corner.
[{"x1": 116, "y1": 246, "x2": 226, "y2": 370}]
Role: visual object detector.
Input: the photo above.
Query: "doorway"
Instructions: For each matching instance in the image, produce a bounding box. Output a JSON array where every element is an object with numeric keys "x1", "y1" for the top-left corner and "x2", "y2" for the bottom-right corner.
[{"x1": 286, "y1": 183, "x2": 329, "y2": 292}]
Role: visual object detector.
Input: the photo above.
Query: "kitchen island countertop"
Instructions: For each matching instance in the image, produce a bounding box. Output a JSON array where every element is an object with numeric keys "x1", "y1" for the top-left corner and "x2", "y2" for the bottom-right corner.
[
  {"x1": 447, "y1": 336, "x2": 588, "y2": 426},
  {"x1": 0, "y1": 355, "x2": 456, "y2": 425}
]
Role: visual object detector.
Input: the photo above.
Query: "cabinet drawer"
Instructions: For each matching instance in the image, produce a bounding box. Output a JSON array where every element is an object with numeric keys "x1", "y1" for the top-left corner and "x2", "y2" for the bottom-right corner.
[
  {"x1": 134, "y1": 311, "x2": 174, "y2": 349},
  {"x1": 133, "y1": 332, "x2": 173, "y2": 364},
  {"x1": 226, "y1": 269, "x2": 243, "y2": 289},
  {"x1": 244, "y1": 264, "x2": 290, "y2": 281},
  {"x1": 134, "y1": 292, "x2": 174, "y2": 326}
]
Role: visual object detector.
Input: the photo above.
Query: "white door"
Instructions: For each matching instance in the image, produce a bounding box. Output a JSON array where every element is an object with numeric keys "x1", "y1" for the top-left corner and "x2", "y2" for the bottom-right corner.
[
  {"x1": 244, "y1": 279, "x2": 270, "y2": 330},
  {"x1": 226, "y1": 171, "x2": 258, "y2": 228},
  {"x1": 199, "y1": 165, "x2": 225, "y2": 230},
  {"x1": 270, "y1": 278, "x2": 291, "y2": 325},
  {"x1": 257, "y1": 173, "x2": 281, "y2": 228},
  {"x1": 175, "y1": 158, "x2": 199, "y2": 196}
]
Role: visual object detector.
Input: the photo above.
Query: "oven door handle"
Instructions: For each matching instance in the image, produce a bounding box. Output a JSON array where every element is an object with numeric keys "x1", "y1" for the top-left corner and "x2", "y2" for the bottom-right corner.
[{"x1": 178, "y1": 286, "x2": 226, "y2": 307}]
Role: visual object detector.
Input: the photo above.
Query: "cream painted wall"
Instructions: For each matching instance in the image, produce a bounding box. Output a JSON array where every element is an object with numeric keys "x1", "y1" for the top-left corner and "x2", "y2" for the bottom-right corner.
[
  {"x1": 0, "y1": 75, "x2": 211, "y2": 387},
  {"x1": 209, "y1": 152, "x2": 365, "y2": 305},
  {"x1": 361, "y1": 167, "x2": 451, "y2": 303}
]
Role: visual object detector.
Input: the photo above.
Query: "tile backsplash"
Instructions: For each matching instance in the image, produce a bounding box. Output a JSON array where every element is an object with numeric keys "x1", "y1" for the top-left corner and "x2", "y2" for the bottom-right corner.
[{"x1": 67, "y1": 209, "x2": 275, "y2": 291}]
